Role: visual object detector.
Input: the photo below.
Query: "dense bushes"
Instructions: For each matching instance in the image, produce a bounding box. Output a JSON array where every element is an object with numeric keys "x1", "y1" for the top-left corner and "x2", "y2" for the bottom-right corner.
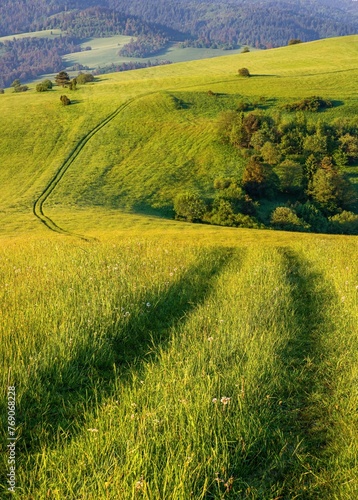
[
  {"x1": 36, "y1": 79, "x2": 53, "y2": 92},
  {"x1": 174, "y1": 103, "x2": 357, "y2": 234},
  {"x1": 174, "y1": 193, "x2": 207, "y2": 222},
  {"x1": 76, "y1": 73, "x2": 95, "y2": 84},
  {"x1": 270, "y1": 207, "x2": 308, "y2": 231},
  {"x1": 284, "y1": 96, "x2": 332, "y2": 112}
]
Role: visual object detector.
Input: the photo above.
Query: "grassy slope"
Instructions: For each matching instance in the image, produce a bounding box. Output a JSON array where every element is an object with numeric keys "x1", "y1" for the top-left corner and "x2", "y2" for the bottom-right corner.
[
  {"x1": 1, "y1": 35, "x2": 358, "y2": 234},
  {"x1": 0, "y1": 234, "x2": 357, "y2": 499},
  {"x1": 0, "y1": 36, "x2": 357, "y2": 498}
]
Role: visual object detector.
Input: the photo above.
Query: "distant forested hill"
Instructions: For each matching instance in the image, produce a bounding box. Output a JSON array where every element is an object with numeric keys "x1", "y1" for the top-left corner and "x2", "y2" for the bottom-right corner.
[
  {"x1": 1, "y1": 0, "x2": 358, "y2": 87},
  {"x1": 1, "y1": 0, "x2": 358, "y2": 47},
  {"x1": 111, "y1": 0, "x2": 358, "y2": 48}
]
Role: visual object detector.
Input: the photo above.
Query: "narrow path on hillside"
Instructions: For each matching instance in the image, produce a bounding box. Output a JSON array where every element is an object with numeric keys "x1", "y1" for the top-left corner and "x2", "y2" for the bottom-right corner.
[
  {"x1": 33, "y1": 78, "x2": 236, "y2": 239},
  {"x1": 33, "y1": 97, "x2": 137, "y2": 240}
]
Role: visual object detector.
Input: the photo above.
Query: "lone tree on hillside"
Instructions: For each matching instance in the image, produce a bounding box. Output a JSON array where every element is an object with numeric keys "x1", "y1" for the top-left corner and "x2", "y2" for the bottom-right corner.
[
  {"x1": 60, "y1": 95, "x2": 71, "y2": 106},
  {"x1": 238, "y1": 67, "x2": 250, "y2": 77},
  {"x1": 36, "y1": 79, "x2": 53, "y2": 92},
  {"x1": 55, "y1": 71, "x2": 70, "y2": 87},
  {"x1": 76, "y1": 73, "x2": 95, "y2": 84}
]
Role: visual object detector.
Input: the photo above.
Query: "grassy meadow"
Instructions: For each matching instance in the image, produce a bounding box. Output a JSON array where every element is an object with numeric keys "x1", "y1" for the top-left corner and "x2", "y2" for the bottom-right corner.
[{"x1": 0, "y1": 36, "x2": 358, "y2": 498}]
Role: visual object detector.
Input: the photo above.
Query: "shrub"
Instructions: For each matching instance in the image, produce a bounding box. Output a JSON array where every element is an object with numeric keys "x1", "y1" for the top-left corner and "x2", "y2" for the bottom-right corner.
[
  {"x1": 270, "y1": 206, "x2": 307, "y2": 231},
  {"x1": 13, "y1": 85, "x2": 28, "y2": 92},
  {"x1": 174, "y1": 193, "x2": 207, "y2": 222},
  {"x1": 284, "y1": 96, "x2": 332, "y2": 112},
  {"x1": 288, "y1": 39, "x2": 302, "y2": 45},
  {"x1": 36, "y1": 80, "x2": 52, "y2": 92},
  {"x1": 208, "y1": 199, "x2": 259, "y2": 228},
  {"x1": 76, "y1": 73, "x2": 95, "y2": 84},
  {"x1": 329, "y1": 211, "x2": 358, "y2": 235},
  {"x1": 0, "y1": 88, "x2": 4, "y2": 94},
  {"x1": 238, "y1": 67, "x2": 250, "y2": 77},
  {"x1": 60, "y1": 95, "x2": 71, "y2": 106},
  {"x1": 42, "y1": 79, "x2": 53, "y2": 90}
]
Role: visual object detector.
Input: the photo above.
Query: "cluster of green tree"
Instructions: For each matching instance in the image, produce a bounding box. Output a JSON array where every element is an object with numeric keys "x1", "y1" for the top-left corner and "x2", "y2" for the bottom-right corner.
[
  {"x1": 0, "y1": 36, "x2": 80, "y2": 88},
  {"x1": 92, "y1": 59, "x2": 171, "y2": 76},
  {"x1": 53, "y1": 70, "x2": 95, "y2": 89},
  {"x1": 118, "y1": 34, "x2": 169, "y2": 58},
  {"x1": 174, "y1": 108, "x2": 358, "y2": 234},
  {"x1": 10, "y1": 79, "x2": 28, "y2": 92}
]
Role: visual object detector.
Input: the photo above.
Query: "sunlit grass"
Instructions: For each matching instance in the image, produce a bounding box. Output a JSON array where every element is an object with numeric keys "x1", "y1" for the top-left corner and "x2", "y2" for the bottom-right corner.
[
  {"x1": 0, "y1": 234, "x2": 357, "y2": 498},
  {"x1": 0, "y1": 35, "x2": 358, "y2": 498},
  {"x1": 1, "y1": 35, "x2": 358, "y2": 221}
]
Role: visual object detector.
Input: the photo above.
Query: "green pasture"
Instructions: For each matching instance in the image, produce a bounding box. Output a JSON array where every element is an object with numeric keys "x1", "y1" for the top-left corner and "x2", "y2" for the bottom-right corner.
[
  {"x1": 0, "y1": 36, "x2": 357, "y2": 498},
  {"x1": 63, "y1": 37, "x2": 248, "y2": 71},
  {"x1": 63, "y1": 35, "x2": 135, "y2": 70},
  {"x1": 1, "y1": 35, "x2": 358, "y2": 231},
  {"x1": 0, "y1": 29, "x2": 63, "y2": 42}
]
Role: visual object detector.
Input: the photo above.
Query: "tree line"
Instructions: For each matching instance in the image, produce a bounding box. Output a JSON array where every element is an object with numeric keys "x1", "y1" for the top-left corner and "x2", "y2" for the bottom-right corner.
[
  {"x1": 174, "y1": 98, "x2": 358, "y2": 235},
  {"x1": 118, "y1": 34, "x2": 169, "y2": 58},
  {"x1": 92, "y1": 59, "x2": 171, "y2": 77}
]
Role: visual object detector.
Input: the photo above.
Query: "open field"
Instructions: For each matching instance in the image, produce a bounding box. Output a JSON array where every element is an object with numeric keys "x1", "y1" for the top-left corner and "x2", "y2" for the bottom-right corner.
[
  {"x1": 63, "y1": 37, "x2": 248, "y2": 71},
  {"x1": 0, "y1": 231, "x2": 357, "y2": 498},
  {"x1": 0, "y1": 29, "x2": 63, "y2": 42},
  {"x1": 0, "y1": 36, "x2": 357, "y2": 498},
  {"x1": 1, "y1": 36, "x2": 358, "y2": 221}
]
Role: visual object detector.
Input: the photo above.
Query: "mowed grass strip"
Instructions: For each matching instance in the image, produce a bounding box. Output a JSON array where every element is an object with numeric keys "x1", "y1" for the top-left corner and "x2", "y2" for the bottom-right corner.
[{"x1": 0, "y1": 236, "x2": 356, "y2": 498}]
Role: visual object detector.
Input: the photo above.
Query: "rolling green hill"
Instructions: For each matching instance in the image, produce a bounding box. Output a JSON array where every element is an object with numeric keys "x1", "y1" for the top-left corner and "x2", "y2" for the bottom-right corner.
[
  {"x1": 0, "y1": 36, "x2": 357, "y2": 499},
  {"x1": 1, "y1": 35, "x2": 358, "y2": 234}
]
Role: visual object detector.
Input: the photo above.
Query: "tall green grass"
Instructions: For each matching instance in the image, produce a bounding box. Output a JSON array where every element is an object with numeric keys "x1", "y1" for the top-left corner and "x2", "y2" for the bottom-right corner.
[
  {"x1": 0, "y1": 36, "x2": 357, "y2": 498},
  {"x1": 0, "y1": 235, "x2": 357, "y2": 498}
]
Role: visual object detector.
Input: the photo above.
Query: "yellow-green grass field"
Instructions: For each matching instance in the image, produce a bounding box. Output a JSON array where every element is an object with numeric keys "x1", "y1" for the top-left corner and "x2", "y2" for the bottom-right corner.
[{"x1": 0, "y1": 36, "x2": 357, "y2": 498}]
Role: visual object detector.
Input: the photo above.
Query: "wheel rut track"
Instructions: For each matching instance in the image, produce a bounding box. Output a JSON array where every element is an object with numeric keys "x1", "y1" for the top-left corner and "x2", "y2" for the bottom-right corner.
[
  {"x1": 33, "y1": 96, "x2": 137, "y2": 240},
  {"x1": 33, "y1": 78, "x2": 235, "y2": 240}
]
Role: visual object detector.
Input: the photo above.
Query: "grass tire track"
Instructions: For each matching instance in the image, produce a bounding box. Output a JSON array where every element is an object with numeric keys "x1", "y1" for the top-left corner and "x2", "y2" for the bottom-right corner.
[
  {"x1": 33, "y1": 79, "x2": 233, "y2": 240},
  {"x1": 33, "y1": 97, "x2": 138, "y2": 240}
]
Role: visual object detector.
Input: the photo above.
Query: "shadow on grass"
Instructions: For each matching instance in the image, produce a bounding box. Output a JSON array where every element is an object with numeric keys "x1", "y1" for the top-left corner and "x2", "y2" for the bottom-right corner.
[
  {"x1": 231, "y1": 248, "x2": 337, "y2": 498},
  {"x1": 16, "y1": 247, "x2": 238, "y2": 456},
  {"x1": 69, "y1": 99, "x2": 83, "y2": 105}
]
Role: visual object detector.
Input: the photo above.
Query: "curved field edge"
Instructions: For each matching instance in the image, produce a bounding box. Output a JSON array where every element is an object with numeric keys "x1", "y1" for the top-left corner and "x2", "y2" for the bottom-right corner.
[{"x1": 0, "y1": 235, "x2": 357, "y2": 498}]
